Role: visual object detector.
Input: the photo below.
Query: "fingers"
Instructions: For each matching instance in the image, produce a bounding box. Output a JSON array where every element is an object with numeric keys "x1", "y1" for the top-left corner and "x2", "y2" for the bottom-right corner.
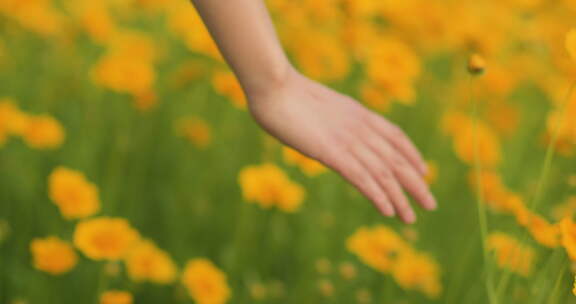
[
  {"x1": 349, "y1": 143, "x2": 417, "y2": 224},
  {"x1": 386, "y1": 152, "x2": 437, "y2": 211},
  {"x1": 366, "y1": 112, "x2": 428, "y2": 176},
  {"x1": 360, "y1": 127, "x2": 437, "y2": 211},
  {"x1": 328, "y1": 152, "x2": 395, "y2": 217}
]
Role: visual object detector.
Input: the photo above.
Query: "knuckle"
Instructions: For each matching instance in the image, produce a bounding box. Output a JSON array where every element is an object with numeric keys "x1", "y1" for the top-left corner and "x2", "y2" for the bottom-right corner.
[{"x1": 390, "y1": 155, "x2": 409, "y2": 169}]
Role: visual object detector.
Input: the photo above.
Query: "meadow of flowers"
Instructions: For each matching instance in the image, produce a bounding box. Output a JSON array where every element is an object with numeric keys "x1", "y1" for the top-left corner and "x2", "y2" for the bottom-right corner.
[{"x1": 1, "y1": 0, "x2": 576, "y2": 303}]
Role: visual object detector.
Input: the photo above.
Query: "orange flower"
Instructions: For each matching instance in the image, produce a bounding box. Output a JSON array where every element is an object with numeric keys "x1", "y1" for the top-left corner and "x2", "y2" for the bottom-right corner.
[
  {"x1": 74, "y1": 217, "x2": 140, "y2": 260},
  {"x1": 467, "y1": 53, "x2": 486, "y2": 75},
  {"x1": 125, "y1": 239, "x2": 177, "y2": 284},
  {"x1": 566, "y1": 28, "x2": 576, "y2": 62},
  {"x1": 560, "y1": 217, "x2": 576, "y2": 260},
  {"x1": 30, "y1": 236, "x2": 78, "y2": 275},
  {"x1": 212, "y1": 71, "x2": 246, "y2": 109},
  {"x1": 524, "y1": 214, "x2": 560, "y2": 248},
  {"x1": 182, "y1": 258, "x2": 231, "y2": 304},
  {"x1": 92, "y1": 53, "x2": 155, "y2": 97},
  {"x1": 487, "y1": 232, "x2": 535, "y2": 277},
  {"x1": 453, "y1": 119, "x2": 501, "y2": 167},
  {"x1": 100, "y1": 290, "x2": 133, "y2": 304},
  {"x1": 0, "y1": 99, "x2": 28, "y2": 136},
  {"x1": 346, "y1": 226, "x2": 409, "y2": 273},
  {"x1": 22, "y1": 115, "x2": 65, "y2": 149},
  {"x1": 391, "y1": 250, "x2": 442, "y2": 299},
  {"x1": 238, "y1": 163, "x2": 305, "y2": 212},
  {"x1": 177, "y1": 117, "x2": 212, "y2": 149},
  {"x1": 282, "y1": 147, "x2": 326, "y2": 176},
  {"x1": 48, "y1": 167, "x2": 100, "y2": 220}
]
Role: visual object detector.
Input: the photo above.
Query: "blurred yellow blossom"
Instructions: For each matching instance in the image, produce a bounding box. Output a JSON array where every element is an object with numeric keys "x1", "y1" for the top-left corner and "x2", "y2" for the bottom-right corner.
[
  {"x1": 487, "y1": 232, "x2": 535, "y2": 277},
  {"x1": 443, "y1": 112, "x2": 501, "y2": 167},
  {"x1": 92, "y1": 53, "x2": 155, "y2": 98},
  {"x1": 68, "y1": 2, "x2": 118, "y2": 44},
  {"x1": 467, "y1": 54, "x2": 486, "y2": 75},
  {"x1": 100, "y1": 290, "x2": 133, "y2": 304},
  {"x1": 238, "y1": 163, "x2": 305, "y2": 212},
  {"x1": 346, "y1": 225, "x2": 409, "y2": 273},
  {"x1": 212, "y1": 71, "x2": 246, "y2": 109},
  {"x1": 282, "y1": 147, "x2": 326, "y2": 176},
  {"x1": 0, "y1": 99, "x2": 28, "y2": 137},
  {"x1": 339, "y1": 262, "x2": 357, "y2": 280},
  {"x1": 362, "y1": 37, "x2": 420, "y2": 105},
  {"x1": 566, "y1": 29, "x2": 576, "y2": 62},
  {"x1": 177, "y1": 117, "x2": 212, "y2": 149},
  {"x1": 74, "y1": 217, "x2": 140, "y2": 260},
  {"x1": 48, "y1": 167, "x2": 100, "y2": 220},
  {"x1": 125, "y1": 239, "x2": 177, "y2": 284},
  {"x1": 391, "y1": 250, "x2": 442, "y2": 299},
  {"x1": 0, "y1": 0, "x2": 65, "y2": 37},
  {"x1": 30, "y1": 236, "x2": 77, "y2": 275},
  {"x1": 317, "y1": 279, "x2": 334, "y2": 297},
  {"x1": 22, "y1": 115, "x2": 65, "y2": 150},
  {"x1": 561, "y1": 217, "x2": 576, "y2": 260},
  {"x1": 181, "y1": 258, "x2": 231, "y2": 304}
]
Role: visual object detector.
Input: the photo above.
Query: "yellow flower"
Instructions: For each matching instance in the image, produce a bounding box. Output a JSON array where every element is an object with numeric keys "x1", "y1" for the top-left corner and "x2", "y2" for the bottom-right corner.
[
  {"x1": 238, "y1": 163, "x2": 305, "y2": 212},
  {"x1": 74, "y1": 217, "x2": 140, "y2": 260},
  {"x1": 467, "y1": 53, "x2": 486, "y2": 75},
  {"x1": 523, "y1": 213, "x2": 560, "y2": 248},
  {"x1": 443, "y1": 113, "x2": 501, "y2": 167},
  {"x1": 287, "y1": 30, "x2": 350, "y2": 82},
  {"x1": 361, "y1": 82, "x2": 392, "y2": 112},
  {"x1": 91, "y1": 53, "x2": 155, "y2": 98},
  {"x1": 282, "y1": 147, "x2": 326, "y2": 176},
  {"x1": 167, "y1": 3, "x2": 221, "y2": 60},
  {"x1": 30, "y1": 236, "x2": 77, "y2": 275},
  {"x1": 566, "y1": 28, "x2": 576, "y2": 62},
  {"x1": 125, "y1": 239, "x2": 177, "y2": 284},
  {"x1": 48, "y1": 167, "x2": 100, "y2": 220},
  {"x1": 0, "y1": 0, "x2": 65, "y2": 37},
  {"x1": 391, "y1": 250, "x2": 442, "y2": 299},
  {"x1": 346, "y1": 225, "x2": 409, "y2": 273},
  {"x1": 425, "y1": 161, "x2": 438, "y2": 184},
  {"x1": 362, "y1": 37, "x2": 420, "y2": 105},
  {"x1": 100, "y1": 290, "x2": 133, "y2": 304},
  {"x1": 22, "y1": 115, "x2": 65, "y2": 150},
  {"x1": 212, "y1": 71, "x2": 246, "y2": 109},
  {"x1": 182, "y1": 258, "x2": 231, "y2": 304},
  {"x1": 0, "y1": 99, "x2": 28, "y2": 136},
  {"x1": 69, "y1": 2, "x2": 118, "y2": 44},
  {"x1": 560, "y1": 217, "x2": 576, "y2": 260},
  {"x1": 177, "y1": 117, "x2": 212, "y2": 149},
  {"x1": 487, "y1": 232, "x2": 535, "y2": 277},
  {"x1": 339, "y1": 262, "x2": 357, "y2": 280}
]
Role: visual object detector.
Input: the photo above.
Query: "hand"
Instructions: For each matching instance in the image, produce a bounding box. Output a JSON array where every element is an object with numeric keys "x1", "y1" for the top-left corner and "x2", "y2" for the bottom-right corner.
[{"x1": 246, "y1": 69, "x2": 437, "y2": 224}]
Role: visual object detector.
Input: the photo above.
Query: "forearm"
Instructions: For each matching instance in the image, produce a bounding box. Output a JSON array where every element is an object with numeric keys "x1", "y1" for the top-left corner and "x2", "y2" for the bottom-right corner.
[{"x1": 190, "y1": 0, "x2": 293, "y2": 96}]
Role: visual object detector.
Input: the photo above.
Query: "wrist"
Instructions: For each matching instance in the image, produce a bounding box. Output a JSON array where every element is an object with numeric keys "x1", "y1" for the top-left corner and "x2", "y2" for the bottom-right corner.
[{"x1": 239, "y1": 62, "x2": 298, "y2": 101}]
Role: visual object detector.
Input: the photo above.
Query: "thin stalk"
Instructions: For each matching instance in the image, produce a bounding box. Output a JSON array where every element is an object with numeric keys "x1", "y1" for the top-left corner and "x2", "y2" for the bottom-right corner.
[
  {"x1": 469, "y1": 74, "x2": 498, "y2": 304},
  {"x1": 529, "y1": 81, "x2": 576, "y2": 211},
  {"x1": 496, "y1": 80, "x2": 576, "y2": 296}
]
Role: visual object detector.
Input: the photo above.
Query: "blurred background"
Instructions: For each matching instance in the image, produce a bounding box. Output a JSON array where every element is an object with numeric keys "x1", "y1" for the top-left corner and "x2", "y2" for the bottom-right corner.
[{"x1": 1, "y1": 0, "x2": 576, "y2": 303}]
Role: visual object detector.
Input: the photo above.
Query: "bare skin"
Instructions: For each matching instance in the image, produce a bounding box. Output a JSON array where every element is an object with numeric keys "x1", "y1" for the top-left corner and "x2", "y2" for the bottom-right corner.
[{"x1": 190, "y1": 0, "x2": 437, "y2": 223}]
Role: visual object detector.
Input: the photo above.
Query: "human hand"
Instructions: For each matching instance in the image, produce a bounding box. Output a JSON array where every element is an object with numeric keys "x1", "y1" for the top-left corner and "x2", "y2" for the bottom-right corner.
[{"x1": 246, "y1": 69, "x2": 436, "y2": 224}]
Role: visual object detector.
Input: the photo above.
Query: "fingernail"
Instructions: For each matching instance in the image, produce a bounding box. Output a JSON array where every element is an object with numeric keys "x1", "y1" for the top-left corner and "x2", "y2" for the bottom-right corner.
[
  {"x1": 404, "y1": 212, "x2": 416, "y2": 224},
  {"x1": 421, "y1": 163, "x2": 429, "y2": 176},
  {"x1": 384, "y1": 207, "x2": 395, "y2": 217},
  {"x1": 427, "y1": 198, "x2": 437, "y2": 211}
]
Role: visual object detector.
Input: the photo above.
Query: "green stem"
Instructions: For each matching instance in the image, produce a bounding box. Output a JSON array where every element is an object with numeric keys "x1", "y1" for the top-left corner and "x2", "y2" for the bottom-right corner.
[
  {"x1": 529, "y1": 81, "x2": 576, "y2": 211},
  {"x1": 546, "y1": 263, "x2": 568, "y2": 304},
  {"x1": 496, "y1": 80, "x2": 576, "y2": 296},
  {"x1": 469, "y1": 74, "x2": 498, "y2": 304}
]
